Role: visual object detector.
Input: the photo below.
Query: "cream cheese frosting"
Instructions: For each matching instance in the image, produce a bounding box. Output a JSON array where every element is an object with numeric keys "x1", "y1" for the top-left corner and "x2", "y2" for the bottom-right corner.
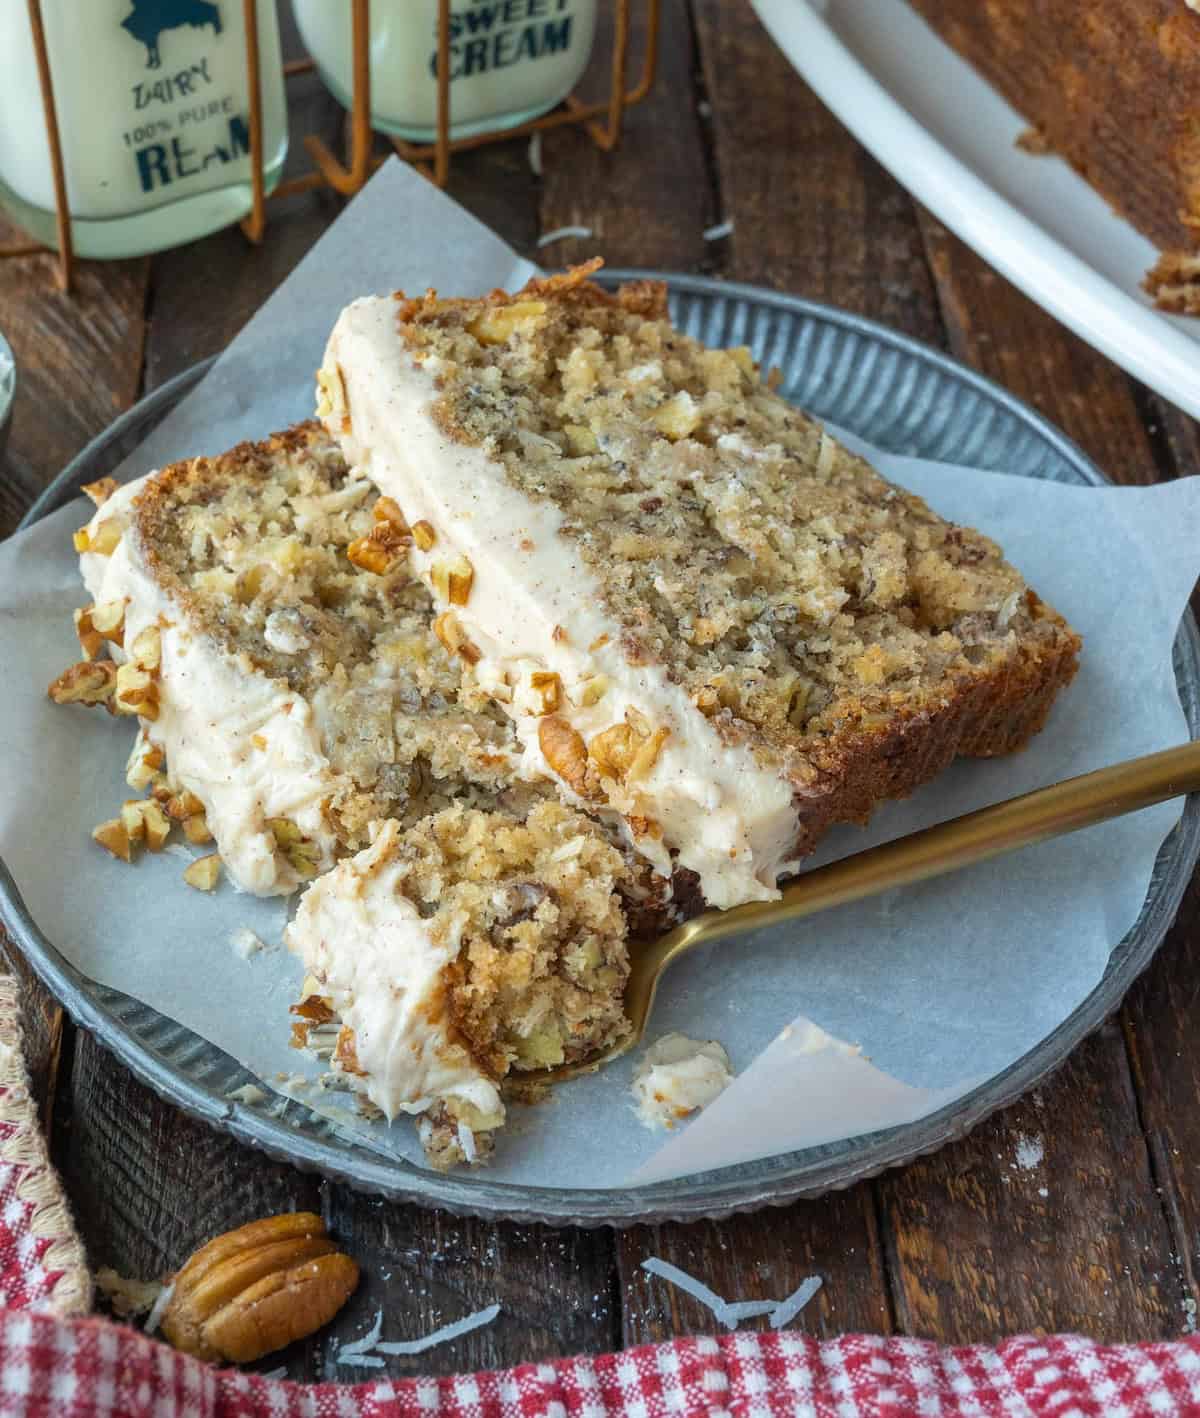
[
  {"x1": 631, "y1": 1032, "x2": 733, "y2": 1129},
  {"x1": 283, "y1": 819, "x2": 505, "y2": 1129},
  {"x1": 78, "y1": 475, "x2": 340, "y2": 895},
  {"x1": 320, "y1": 297, "x2": 800, "y2": 909}
]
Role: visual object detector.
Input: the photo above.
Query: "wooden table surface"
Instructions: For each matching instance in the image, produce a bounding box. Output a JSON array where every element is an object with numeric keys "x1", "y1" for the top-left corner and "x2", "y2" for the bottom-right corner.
[{"x1": 3, "y1": 4, "x2": 1200, "y2": 1381}]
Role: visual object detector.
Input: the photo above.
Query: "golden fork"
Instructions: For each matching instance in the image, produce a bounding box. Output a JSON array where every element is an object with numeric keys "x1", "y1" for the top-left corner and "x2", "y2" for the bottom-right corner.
[{"x1": 535, "y1": 739, "x2": 1200, "y2": 1084}]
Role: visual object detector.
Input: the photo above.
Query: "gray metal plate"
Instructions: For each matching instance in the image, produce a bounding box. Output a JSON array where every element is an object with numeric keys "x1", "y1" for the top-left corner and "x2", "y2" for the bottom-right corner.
[{"x1": 6, "y1": 271, "x2": 1199, "y2": 1225}]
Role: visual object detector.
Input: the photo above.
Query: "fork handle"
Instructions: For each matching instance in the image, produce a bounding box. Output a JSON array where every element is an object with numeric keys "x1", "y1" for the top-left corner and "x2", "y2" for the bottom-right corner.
[{"x1": 679, "y1": 739, "x2": 1200, "y2": 950}]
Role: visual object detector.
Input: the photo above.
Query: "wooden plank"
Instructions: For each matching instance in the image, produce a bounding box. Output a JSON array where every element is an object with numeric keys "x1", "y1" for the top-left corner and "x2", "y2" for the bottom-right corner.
[
  {"x1": 871, "y1": 213, "x2": 1188, "y2": 1344},
  {"x1": 1122, "y1": 871, "x2": 1200, "y2": 1339},
  {"x1": 1134, "y1": 387, "x2": 1200, "y2": 488},
  {"x1": 319, "y1": 1209, "x2": 618, "y2": 1380},
  {"x1": 693, "y1": 1, "x2": 943, "y2": 345},
  {"x1": 879, "y1": 1023, "x2": 1184, "y2": 1341},
  {"x1": 538, "y1": 0, "x2": 713, "y2": 272},
  {"x1": 0, "y1": 222, "x2": 147, "y2": 538},
  {"x1": 618, "y1": 1191, "x2": 892, "y2": 1347}
]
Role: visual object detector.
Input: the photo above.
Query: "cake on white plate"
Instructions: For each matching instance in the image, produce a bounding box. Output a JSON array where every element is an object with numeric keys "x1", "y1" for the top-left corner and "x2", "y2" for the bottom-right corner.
[{"x1": 318, "y1": 263, "x2": 1081, "y2": 910}]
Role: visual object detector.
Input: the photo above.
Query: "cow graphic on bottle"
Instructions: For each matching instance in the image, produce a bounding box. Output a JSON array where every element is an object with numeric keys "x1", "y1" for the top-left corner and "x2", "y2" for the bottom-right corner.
[{"x1": 121, "y1": 0, "x2": 223, "y2": 70}]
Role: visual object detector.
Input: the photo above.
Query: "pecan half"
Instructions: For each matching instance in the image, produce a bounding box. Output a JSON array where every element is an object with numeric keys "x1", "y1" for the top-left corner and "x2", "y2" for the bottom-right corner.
[{"x1": 160, "y1": 1212, "x2": 358, "y2": 1363}]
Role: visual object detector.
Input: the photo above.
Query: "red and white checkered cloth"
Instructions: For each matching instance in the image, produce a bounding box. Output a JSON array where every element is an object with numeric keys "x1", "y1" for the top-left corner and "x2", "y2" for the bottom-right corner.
[
  {"x1": 2, "y1": 976, "x2": 1200, "y2": 1416},
  {"x1": 0, "y1": 1320, "x2": 1199, "y2": 1417}
]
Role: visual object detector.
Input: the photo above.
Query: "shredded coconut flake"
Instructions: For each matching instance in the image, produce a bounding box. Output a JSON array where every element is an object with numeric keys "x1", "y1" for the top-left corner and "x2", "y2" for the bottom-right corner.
[
  {"x1": 457, "y1": 1123, "x2": 477, "y2": 1163},
  {"x1": 537, "y1": 226, "x2": 594, "y2": 248},
  {"x1": 145, "y1": 1281, "x2": 175, "y2": 1337},
  {"x1": 527, "y1": 132, "x2": 543, "y2": 176},
  {"x1": 770, "y1": 1276, "x2": 823, "y2": 1330},
  {"x1": 641, "y1": 1258, "x2": 740, "y2": 1330},
  {"x1": 722, "y1": 1300, "x2": 780, "y2": 1322},
  {"x1": 337, "y1": 1353, "x2": 385, "y2": 1368},
  {"x1": 337, "y1": 1309, "x2": 384, "y2": 1358},
  {"x1": 373, "y1": 1303, "x2": 502, "y2": 1356},
  {"x1": 702, "y1": 219, "x2": 734, "y2": 241},
  {"x1": 642, "y1": 1258, "x2": 823, "y2": 1332}
]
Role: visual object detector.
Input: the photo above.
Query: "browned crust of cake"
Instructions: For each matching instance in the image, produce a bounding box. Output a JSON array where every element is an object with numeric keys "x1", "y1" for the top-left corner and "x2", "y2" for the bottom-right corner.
[
  {"x1": 393, "y1": 257, "x2": 669, "y2": 337},
  {"x1": 780, "y1": 597, "x2": 1080, "y2": 858},
  {"x1": 906, "y1": 0, "x2": 1200, "y2": 258}
]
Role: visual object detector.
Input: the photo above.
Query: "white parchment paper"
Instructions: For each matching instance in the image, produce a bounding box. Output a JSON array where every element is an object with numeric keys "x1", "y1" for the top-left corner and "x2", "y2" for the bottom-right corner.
[{"x1": 2, "y1": 160, "x2": 1198, "y2": 1190}]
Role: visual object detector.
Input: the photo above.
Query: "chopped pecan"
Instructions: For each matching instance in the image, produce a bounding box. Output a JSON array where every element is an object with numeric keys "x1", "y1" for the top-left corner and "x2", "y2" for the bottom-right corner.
[
  {"x1": 114, "y1": 663, "x2": 159, "y2": 720},
  {"x1": 130, "y1": 624, "x2": 161, "y2": 671},
  {"x1": 628, "y1": 726, "x2": 670, "y2": 782},
  {"x1": 140, "y1": 800, "x2": 171, "y2": 851},
  {"x1": 290, "y1": 993, "x2": 335, "y2": 1027},
  {"x1": 90, "y1": 600, "x2": 126, "y2": 647},
  {"x1": 538, "y1": 716, "x2": 593, "y2": 798},
  {"x1": 48, "y1": 660, "x2": 117, "y2": 708},
  {"x1": 75, "y1": 520, "x2": 121, "y2": 556},
  {"x1": 315, "y1": 363, "x2": 351, "y2": 432},
  {"x1": 81, "y1": 476, "x2": 119, "y2": 507},
  {"x1": 346, "y1": 536, "x2": 395, "y2": 575},
  {"x1": 334, "y1": 1026, "x2": 366, "y2": 1076},
  {"x1": 573, "y1": 675, "x2": 609, "y2": 708},
  {"x1": 528, "y1": 670, "x2": 561, "y2": 716},
  {"x1": 373, "y1": 496, "x2": 409, "y2": 531},
  {"x1": 166, "y1": 790, "x2": 206, "y2": 821},
  {"x1": 431, "y1": 553, "x2": 474, "y2": 606},
  {"x1": 588, "y1": 722, "x2": 638, "y2": 782},
  {"x1": 183, "y1": 855, "x2": 221, "y2": 892},
  {"x1": 92, "y1": 818, "x2": 132, "y2": 863},
  {"x1": 73, "y1": 607, "x2": 104, "y2": 660},
  {"x1": 432, "y1": 611, "x2": 480, "y2": 664},
  {"x1": 182, "y1": 814, "x2": 212, "y2": 846}
]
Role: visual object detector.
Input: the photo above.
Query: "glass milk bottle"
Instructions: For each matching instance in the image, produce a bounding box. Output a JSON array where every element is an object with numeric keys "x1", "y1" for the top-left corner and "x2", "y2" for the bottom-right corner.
[
  {"x1": 292, "y1": 0, "x2": 598, "y2": 142},
  {"x1": 0, "y1": 1, "x2": 288, "y2": 259}
]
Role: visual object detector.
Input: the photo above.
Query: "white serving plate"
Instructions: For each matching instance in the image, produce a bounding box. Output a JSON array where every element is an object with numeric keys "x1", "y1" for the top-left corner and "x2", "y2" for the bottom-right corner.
[{"x1": 751, "y1": 0, "x2": 1200, "y2": 420}]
